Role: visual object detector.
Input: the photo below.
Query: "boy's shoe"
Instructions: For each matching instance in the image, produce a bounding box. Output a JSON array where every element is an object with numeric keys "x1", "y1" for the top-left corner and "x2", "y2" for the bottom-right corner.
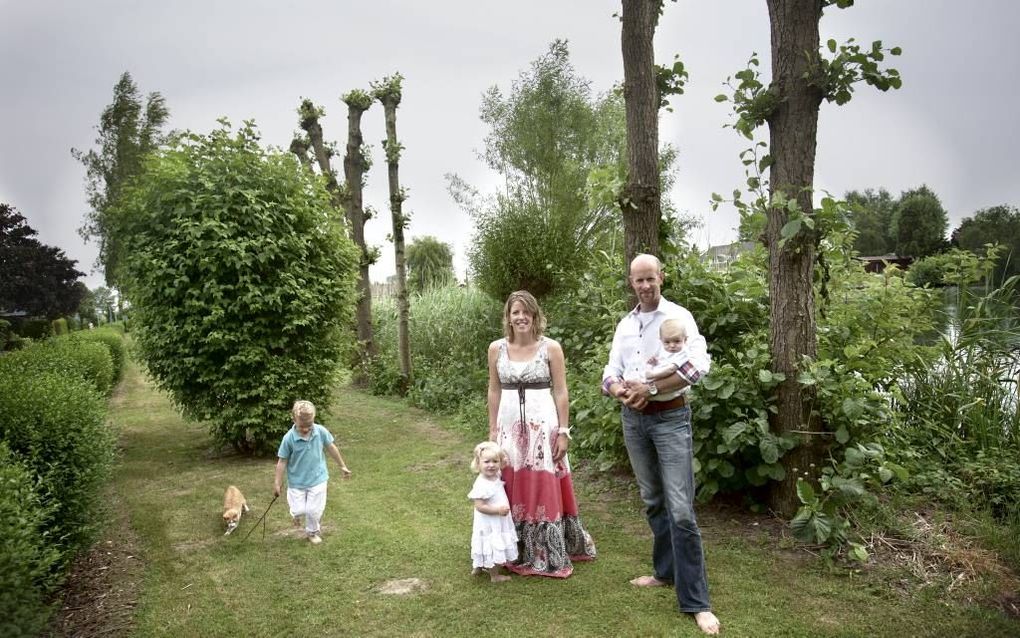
[{"x1": 308, "y1": 533, "x2": 322, "y2": 545}]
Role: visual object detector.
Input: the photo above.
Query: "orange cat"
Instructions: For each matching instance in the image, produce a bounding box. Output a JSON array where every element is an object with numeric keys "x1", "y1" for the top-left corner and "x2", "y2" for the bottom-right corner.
[{"x1": 222, "y1": 485, "x2": 249, "y2": 535}]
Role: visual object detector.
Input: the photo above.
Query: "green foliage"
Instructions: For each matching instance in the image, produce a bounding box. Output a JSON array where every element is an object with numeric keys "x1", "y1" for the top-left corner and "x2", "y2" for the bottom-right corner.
[
  {"x1": 459, "y1": 40, "x2": 632, "y2": 299},
  {"x1": 952, "y1": 204, "x2": 1020, "y2": 283},
  {"x1": 0, "y1": 203, "x2": 86, "y2": 319},
  {"x1": 844, "y1": 187, "x2": 896, "y2": 255},
  {"x1": 906, "y1": 248, "x2": 985, "y2": 288},
  {"x1": 654, "y1": 54, "x2": 688, "y2": 111},
  {"x1": 890, "y1": 277, "x2": 1020, "y2": 511},
  {"x1": 371, "y1": 286, "x2": 501, "y2": 428},
  {"x1": 1, "y1": 336, "x2": 115, "y2": 395},
  {"x1": 70, "y1": 327, "x2": 127, "y2": 384},
  {"x1": 405, "y1": 236, "x2": 455, "y2": 293},
  {"x1": 818, "y1": 38, "x2": 902, "y2": 105},
  {"x1": 0, "y1": 368, "x2": 115, "y2": 560},
  {"x1": 0, "y1": 443, "x2": 62, "y2": 638},
  {"x1": 51, "y1": 317, "x2": 68, "y2": 335},
  {"x1": 791, "y1": 442, "x2": 904, "y2": 561},
  {"x1": 892, "y1": 185, "x2": 949, "y2": 258},
  {"x1": 72, "y1": 71, "x2": 169, "y2": 286},
  {"x1": 341, "y1": 89, "x2": 373, "y2": 112},
  {"x1": 111, "y1": 121, "x2": 361, "y2": 452}
]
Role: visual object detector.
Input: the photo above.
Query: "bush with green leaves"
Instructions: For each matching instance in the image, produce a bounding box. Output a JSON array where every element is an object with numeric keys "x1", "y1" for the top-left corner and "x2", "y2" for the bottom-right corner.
[
  {"x1": 71, "y1": 327, "x2": 127, "y2": 384},
  {"x1": 0, "y1": 368, "x2": 115, "y2": 559},
  {"x1": 112, "y1": 122, "x2": 360, "y2": 452},
  {"x1": 1, "y1": 336, "x2": 114, "y2": 395},
  {"x1": 0, "y1": 442, "x2": 62, "y2": 638}
]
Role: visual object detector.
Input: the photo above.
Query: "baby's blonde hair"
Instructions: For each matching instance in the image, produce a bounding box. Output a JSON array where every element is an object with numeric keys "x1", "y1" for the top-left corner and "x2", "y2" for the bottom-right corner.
[
  {"x1": 292, "y1": 400, "x2": 316, "y2": 425},
  {"x1": 471, "y1": 441, "x2": 508, "y2": 473},
  {"x1": 660, "y1": 317, "x2": 688, "y2": 341}
]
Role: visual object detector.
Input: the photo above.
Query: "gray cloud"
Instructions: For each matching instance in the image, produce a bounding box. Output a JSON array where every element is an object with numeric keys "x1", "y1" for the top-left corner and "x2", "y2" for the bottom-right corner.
[{"x1": 2, "y1": 0, "x2": 1017, "y2": 289}]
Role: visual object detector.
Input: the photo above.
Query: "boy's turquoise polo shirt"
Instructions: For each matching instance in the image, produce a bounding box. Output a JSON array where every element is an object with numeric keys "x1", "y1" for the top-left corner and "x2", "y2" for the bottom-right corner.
[{"x1": 277, "y1": 423, "x2": 334, "y2": 489}]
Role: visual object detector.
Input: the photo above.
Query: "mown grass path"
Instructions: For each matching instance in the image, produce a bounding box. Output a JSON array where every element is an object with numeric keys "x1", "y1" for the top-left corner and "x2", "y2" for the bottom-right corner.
[{"x1": 108, "y1": 359, "x2": 1016, "y2": 637}]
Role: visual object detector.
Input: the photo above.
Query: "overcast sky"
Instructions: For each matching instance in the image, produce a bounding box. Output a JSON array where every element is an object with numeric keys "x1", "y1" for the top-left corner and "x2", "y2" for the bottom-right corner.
[{"x1": 3, "y1": 1, "x2": 1018, "y2": 289}]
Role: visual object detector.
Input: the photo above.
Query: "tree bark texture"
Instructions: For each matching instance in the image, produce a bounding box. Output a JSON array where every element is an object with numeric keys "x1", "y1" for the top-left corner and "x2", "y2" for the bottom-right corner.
[
  {"x1": 340, "y1": 102, "x2": 378, "y2": 380},
  {"x1": 620, "y1": 0, "x2": 662, "y2": 268},
  {"x1": 379, "y1": 93, "x2": 412, "y2": 394},
  {"x1": 765, "y1": 0, "x2": 826, "y2": 517}
]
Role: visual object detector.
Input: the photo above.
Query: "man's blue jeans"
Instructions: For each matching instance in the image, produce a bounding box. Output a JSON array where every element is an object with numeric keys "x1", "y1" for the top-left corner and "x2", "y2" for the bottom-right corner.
[{"x1": 622, "y1": 404, "x2": 712, "y2": 613}]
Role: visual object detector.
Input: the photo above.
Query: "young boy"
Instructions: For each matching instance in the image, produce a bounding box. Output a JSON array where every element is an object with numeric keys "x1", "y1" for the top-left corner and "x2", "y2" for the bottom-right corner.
[{"x1": 273, "y1": 400, "x2": 351, "y2": 544}]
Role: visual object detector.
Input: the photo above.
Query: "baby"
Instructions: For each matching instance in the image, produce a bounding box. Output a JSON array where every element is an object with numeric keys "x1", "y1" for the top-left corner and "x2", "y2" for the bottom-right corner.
[{"x1": 644, "y1": 317, "x2": 689, "y2": 383}]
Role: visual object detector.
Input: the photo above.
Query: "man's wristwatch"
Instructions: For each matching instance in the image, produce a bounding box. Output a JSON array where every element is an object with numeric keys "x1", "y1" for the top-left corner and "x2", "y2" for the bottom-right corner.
[{"x1": 647, "y1": 381, "x2": 658, "y2": 396}]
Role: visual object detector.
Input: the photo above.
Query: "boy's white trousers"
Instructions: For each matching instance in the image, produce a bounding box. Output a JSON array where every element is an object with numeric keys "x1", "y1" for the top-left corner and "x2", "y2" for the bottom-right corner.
[{"x1": 287, "y1": 481, "x2": 327, "y2": 535}]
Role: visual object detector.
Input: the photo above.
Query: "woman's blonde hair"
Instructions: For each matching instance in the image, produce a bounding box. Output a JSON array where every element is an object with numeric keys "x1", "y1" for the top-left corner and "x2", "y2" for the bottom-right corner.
[
  {"x1": 503, "y1": 290, "x2": 546, "y2": 343},
  {"x1": 471, "y1": 441, "x2": 508, "y2": 473},
  {"x1": 292, "y1": 400, "x2": 316, "y2": 425}
]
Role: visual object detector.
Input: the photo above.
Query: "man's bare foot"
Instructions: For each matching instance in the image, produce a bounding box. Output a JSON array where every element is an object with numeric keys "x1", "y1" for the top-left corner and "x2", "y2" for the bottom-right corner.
[
  {"x1": 471, "y1": 567, "x2": 484, "y2": 576},
  {"x1": 693, "y1": 611, "x2": 720, "y2": 635},
  {"x1": 629, "y1": 575, "x2": 669, "y2": 587}
]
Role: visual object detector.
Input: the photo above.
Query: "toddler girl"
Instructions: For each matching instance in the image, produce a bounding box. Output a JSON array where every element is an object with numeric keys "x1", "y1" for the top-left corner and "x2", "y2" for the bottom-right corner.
[{"x1": 468, "y1": 441, "x2": 518, "y2": 583}]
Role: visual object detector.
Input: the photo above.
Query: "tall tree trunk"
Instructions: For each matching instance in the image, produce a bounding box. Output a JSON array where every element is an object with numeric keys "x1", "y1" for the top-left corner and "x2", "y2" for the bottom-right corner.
[
  {"x1": 340, "y1": 95, "x2": 378, "y2": 383},
  {"x1": 620, "y1": 0, "x2": 661, "y2": 267},
  {"x1": 375, "y1": 76, "x2": 412, "y2": 394},
  {"x1": 764, "y1": 0, "x2": 826, "y2": 516}
]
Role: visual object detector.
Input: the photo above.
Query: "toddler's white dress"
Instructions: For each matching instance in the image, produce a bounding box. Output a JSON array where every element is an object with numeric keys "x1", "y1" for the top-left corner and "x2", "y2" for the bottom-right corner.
[{"x1": 468, "y1": 474, "x2": 519, "y2": 569}]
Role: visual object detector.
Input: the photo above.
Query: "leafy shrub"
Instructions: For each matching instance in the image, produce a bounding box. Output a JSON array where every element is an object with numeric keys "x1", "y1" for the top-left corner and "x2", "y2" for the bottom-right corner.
[
  {"x1": 0, "y1": 337, "x2": 114, "y2": 395},
  {"x1": 71, "y1": 327, "x2": 127, "y2": 384},
  {"x1": 15, "y1": 318, "x2": 50, "y2": 340},
  {"x1": 112, "y1": 122, "x2": 360, "y2": 452},
  {"x1": 51, "y1": 317, "x2": 68, "y2": 335},
  {"x1": 0, "y1": 369, "x2": 115, "y2": 560},
  {"x1": 0, "y1": 443, "x2": 62, "y2": 638}
]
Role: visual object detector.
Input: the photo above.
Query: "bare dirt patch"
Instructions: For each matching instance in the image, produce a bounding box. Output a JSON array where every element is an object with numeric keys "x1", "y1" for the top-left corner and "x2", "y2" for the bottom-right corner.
[{"x1": 43, "y1": 493, "x2": 144, "y2": 638}]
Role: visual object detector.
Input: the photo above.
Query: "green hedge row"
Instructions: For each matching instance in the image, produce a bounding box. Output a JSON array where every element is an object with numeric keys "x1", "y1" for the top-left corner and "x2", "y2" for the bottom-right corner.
[{"x1": 0, "y1": 332, "x2": 124, "y2": 636}]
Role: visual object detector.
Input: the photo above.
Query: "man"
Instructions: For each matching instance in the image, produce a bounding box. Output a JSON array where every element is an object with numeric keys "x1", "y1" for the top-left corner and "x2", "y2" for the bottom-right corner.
[{"x1": 602, "y1": 254, "x2": 720, "y2": 635}]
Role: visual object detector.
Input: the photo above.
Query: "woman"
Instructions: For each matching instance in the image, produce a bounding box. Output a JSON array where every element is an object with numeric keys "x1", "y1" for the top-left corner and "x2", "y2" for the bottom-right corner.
[{"x1": 487, "y1": 290, "x2": 596, "y2": 577}]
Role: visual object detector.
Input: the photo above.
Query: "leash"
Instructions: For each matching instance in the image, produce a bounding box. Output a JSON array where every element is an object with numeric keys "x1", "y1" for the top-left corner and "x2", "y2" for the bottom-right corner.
[{"x1": 243, "y1": 494, "x2": 279, "y2": 542}]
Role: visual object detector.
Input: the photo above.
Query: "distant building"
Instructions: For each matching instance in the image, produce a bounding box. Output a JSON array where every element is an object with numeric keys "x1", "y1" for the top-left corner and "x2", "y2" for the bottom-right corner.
[
  {"x1": 854, "y1": 254, "x2": 914, "y2": 273},
  {"x1": 703, "y1": 241, "x2": 757, "y2": 271}
]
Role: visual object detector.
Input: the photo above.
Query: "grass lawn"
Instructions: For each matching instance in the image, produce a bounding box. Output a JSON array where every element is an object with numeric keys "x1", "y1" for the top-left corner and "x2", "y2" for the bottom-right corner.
[{"x1": 99, "y1": 359, "x2": 1017, "y2": 637}]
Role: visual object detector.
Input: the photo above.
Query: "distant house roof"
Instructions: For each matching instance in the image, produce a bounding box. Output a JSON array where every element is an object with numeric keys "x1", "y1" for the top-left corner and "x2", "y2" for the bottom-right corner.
[{"x1": 854, "y1": 254, "x2": 914, "y2": 273}]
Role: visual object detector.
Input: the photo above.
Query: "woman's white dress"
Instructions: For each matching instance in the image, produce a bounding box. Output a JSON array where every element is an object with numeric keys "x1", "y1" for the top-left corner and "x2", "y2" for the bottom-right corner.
[{"x1": 493, "y1": 337, "x2": 596, "y2": 577}]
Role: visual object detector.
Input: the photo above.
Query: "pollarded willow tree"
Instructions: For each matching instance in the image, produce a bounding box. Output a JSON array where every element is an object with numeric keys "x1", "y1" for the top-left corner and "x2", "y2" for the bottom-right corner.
[
  {"x1": 718, "y1": 0, "x2": 902, "y2": 515},
  {"x1": 292, "y1": 95, "x2": 378, "y2": 383},
  {"x1": 372, "y1": 73, "x2": 412, "y2": 394},
  {"x1": 113, "y1": 122, "x2": 360, "y2": 453}
]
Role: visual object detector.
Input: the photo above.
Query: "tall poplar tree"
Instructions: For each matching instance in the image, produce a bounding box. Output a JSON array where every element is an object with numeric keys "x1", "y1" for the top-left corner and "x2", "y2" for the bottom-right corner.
[{"x1": 73, "y1": 71, "x2": 169, "y2": 287}]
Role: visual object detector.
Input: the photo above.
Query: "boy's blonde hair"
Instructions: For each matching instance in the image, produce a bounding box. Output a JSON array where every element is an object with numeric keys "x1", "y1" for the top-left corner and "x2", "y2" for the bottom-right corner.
[
  {"x1": 471, "y1": 441, "x2": 508, "y2": 473},
  {"x1": 660, "y1": 317, "x2": 688, "y2": 341},
  {"x1": 292, "y1": 400, "x2": 316, "y2": 425}
]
